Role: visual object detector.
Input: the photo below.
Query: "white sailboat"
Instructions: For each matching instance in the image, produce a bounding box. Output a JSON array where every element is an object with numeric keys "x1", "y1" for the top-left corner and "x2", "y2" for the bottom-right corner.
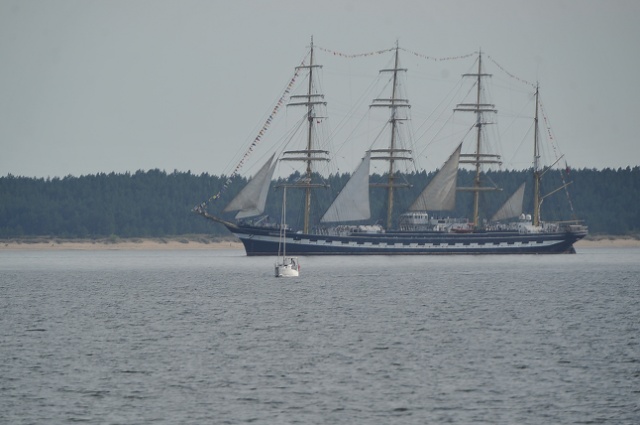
[{"x1": 275, "y1": 186, "x2": 299, "y2": 277}]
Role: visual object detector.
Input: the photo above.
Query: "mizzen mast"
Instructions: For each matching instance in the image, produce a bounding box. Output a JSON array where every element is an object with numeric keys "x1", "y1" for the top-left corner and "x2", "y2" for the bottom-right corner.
[{"x1": 533, "y1": 83, "x2": 541, "y2": 227}]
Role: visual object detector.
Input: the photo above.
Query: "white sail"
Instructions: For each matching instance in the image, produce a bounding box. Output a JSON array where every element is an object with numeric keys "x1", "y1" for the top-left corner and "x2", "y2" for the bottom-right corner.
[
  {"x1": 223, "y1": 154, "x2": 276, "y2": 219},
  {"x1": 409, "y1": 143, "x2": 462, "y2": 212},
  {"x1": 491, "y1": 182, "x2": 526, "y2": 222},
  {"x1": 320, "y1": 151, "x2": 371, "y2": 223}
]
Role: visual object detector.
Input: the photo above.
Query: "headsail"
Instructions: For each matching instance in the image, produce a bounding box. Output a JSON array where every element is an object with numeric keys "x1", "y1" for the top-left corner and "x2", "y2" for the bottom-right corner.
[
  {"x1": 409, "y1": 143, "x2": 462, "y2": 212},
  {"x1": 320, "y1": 151, "x2": 371, "y2": 223},
  {"x1": 491, "y1": 182, "x2": 526, "y2": 222},
  {"x1": 223, "y1": 154, "x2": 276, "y2": 219}
]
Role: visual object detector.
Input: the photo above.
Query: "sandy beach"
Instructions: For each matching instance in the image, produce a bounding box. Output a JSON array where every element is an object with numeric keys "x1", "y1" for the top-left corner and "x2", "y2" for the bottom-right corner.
[
  {"x1": 574, "y1": 237, "x2": 640, "y2": 248},
  {"x1": 1, "y1": 235, "x2": 639, "y2": 251}
]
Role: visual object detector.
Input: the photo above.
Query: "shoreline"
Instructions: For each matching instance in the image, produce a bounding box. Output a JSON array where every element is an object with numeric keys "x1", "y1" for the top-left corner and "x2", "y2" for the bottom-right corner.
[
  {"x1": 1, "y1": 236, "x2": 639, "y2": 251},
  {"x1": 0, "y1": 236, "x2": 244, "y2": 251}
]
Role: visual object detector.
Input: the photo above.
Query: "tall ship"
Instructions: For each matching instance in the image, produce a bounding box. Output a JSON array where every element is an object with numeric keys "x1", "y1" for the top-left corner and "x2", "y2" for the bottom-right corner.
[{"x1": 195, "y1": 39, "x2": 587, "y2": 255}]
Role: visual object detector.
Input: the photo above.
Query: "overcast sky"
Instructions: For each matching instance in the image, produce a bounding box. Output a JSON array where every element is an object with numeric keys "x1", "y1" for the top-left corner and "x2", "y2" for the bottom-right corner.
[{"x1": 1, "y1": 0, "x2": 638, "y2": 178}]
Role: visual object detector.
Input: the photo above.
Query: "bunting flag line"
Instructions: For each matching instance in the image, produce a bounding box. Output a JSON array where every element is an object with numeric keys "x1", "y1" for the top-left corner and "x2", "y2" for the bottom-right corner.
[
  {"x1": 538, "y1": 98, "x2": 558, "y2": 158},
  {"x1": 400, "y1": 48, "x2": 477, "y2": 62},
  {"x1": 196, "y1": 58, "x2": 305, "y2": 210},
  {"x1": 487, "y1": 55, "x2": 536, "y2": 88},
  {"x1": 317, "y1": 46, "x2": 394, "y2": 58},
  {"x1": 318, "y1": 45, "x2": 477, "y2": 62}
]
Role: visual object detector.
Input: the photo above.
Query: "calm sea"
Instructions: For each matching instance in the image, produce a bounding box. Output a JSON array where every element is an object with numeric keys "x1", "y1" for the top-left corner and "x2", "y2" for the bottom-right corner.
[{"x1": 1, "y1": 248, "x2": 639, "y2": 424}]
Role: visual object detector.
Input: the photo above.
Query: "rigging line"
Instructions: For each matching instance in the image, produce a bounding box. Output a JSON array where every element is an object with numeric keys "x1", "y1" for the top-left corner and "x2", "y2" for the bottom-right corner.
[
  {"x1": 484, "y1": 172, "x2": 501, "y2": 190},
  {"x1": 197, "y1": 56, "x2": 307, "y2": 207},
  {"x1": 508, "y1": 120, "x2": 535, "y2": 169},
  {"x1": 313, "y1": 48, "x2": 395, "y2": 174},
  {"x1": 538, "y1": 94, "x2": 562, "y2": 164},
  {"x1": 275, "y1": 112, "x2": 308, "y2": 157},
  {"x1": 331, "y1": 58, "x2": 402, "y2": 171},
  {"x1": 331, "y1": 107, "x2": 373, "y2": 166},
  {"x1": 223, "y1": 52, "x2": 310, "y2": 175},
  {"x1": 413, "y1": 76, "x2": 468, "y2": 157},
  {"x1": 417, "y1": 120, "x2": 476, "y2": 174},
  {"x1": 323, "y1": 73, "x2": 376, "y2": 157},
  {"x1": 277, "y1": 111, "x2": 333, "y2": 187},
  {"x1": 369, "y1": 120, "x2": 393, "y2": 152},
  {"x1": 486, "y1": 55, "x2": 536, "y2": 88},
  {"x1": 400, "y1": 48, "x2": 477, "y2": 62},
  {"x1": 427, "y1": 80, "x2": 480, "y2": 150},
  {"x1": 501, "y1": 92, "x2": 536, "y2": 168},
  {"x1": 538, "y1": 94, "x2": 577, "y2": 216},
  {"x1": 238, "y1": 114, "x2": 305, "y2": 188},
  {"x1": 416, "y1": 56, "x2": 487, "y2": 169}
]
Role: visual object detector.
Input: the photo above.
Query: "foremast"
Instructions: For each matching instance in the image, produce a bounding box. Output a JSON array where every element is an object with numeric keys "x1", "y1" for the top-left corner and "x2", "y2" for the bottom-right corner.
[
  {"x1": 370, "y1": 41, "x2": 412, "y2": 230},
  {"x1": 455, "y1": 50, "x2": 502, "y2": 227},
  {"x1": 284, "y1": 36, "x2": 329, "y2": 233}
]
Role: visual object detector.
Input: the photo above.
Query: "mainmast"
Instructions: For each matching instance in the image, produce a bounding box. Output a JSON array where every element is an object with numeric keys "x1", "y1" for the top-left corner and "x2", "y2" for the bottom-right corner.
[
  {"x1": 370, "y1": 42, "x2": 412, "y2": 230},
  {"x1": 455, "y1": 50, "x2": 501, "y2": 227},
  {"x1": 284, "y1": 36, "x2": 329, "y2": 233}
]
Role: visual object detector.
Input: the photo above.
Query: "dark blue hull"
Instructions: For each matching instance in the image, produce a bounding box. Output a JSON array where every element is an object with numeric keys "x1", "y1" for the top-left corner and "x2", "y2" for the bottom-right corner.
[{"x1": 226, "y1": 223, "x2": 585, "y2": 256}]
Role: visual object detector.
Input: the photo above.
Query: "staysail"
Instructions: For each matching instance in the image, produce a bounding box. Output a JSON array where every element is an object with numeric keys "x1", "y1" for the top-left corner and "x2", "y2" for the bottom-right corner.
[
  {"x1": 491, "y1": 182, "x2": 526, "y2": 222},
  {"x1": 320, "y1": 151, "x2": 371, "y2": 223},
  {"x1": 223, "y1": 154, "x2": 276, "y2": 219},
  {"x1": 409, "y1": 143, "x2": 462, "y2": 212}
]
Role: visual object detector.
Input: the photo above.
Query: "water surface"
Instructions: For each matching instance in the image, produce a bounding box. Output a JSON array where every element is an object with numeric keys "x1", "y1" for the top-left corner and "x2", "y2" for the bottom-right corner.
[{"x1": 1, "y1": 248, "x2": 639, "y2": 424}]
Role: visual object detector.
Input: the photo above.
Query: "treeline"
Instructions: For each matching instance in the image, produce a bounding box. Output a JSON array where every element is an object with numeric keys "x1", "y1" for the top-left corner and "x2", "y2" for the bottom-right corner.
[{"x1": 0, "y1": 167, "x2": 638, "y2": 238}]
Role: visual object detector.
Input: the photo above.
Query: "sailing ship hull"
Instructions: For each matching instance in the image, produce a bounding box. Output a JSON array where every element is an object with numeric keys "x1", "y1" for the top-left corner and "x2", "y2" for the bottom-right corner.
[
  {"x1": 196, "y1": 46, "x2": 589, "y2": 254},
  {"x1": 226, "y1": 223, "x2": 586, "y2": 256}
]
